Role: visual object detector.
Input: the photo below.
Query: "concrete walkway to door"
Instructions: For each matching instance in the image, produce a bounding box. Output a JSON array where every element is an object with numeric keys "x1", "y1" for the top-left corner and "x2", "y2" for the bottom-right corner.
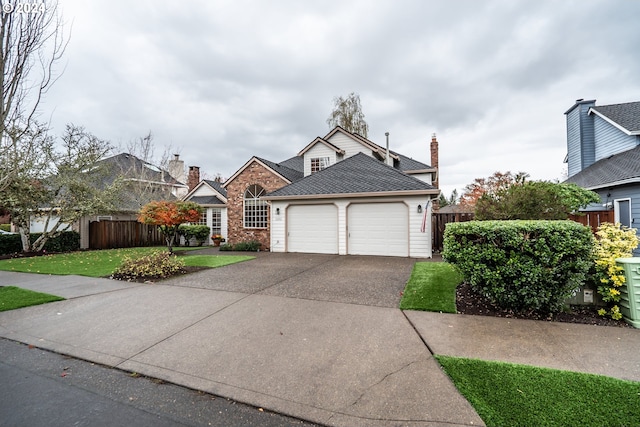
[{"x1": 1, "y1": 251, "x2": 638, "y2": 427}]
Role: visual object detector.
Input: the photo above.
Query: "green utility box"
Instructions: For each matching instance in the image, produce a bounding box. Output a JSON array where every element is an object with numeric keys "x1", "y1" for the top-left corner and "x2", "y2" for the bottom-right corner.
[{"x1": 616, "y1": 258, "x2": 640, "y2": 328}]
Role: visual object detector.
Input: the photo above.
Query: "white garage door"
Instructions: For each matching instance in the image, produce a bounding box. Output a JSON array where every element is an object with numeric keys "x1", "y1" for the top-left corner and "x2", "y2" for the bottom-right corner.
[
  {"x1": 287, "y1": 204, "x2": 338, "y2": 254},
  {"x1": 348, "y1": 203, "x2": 408, "y2": 257}
]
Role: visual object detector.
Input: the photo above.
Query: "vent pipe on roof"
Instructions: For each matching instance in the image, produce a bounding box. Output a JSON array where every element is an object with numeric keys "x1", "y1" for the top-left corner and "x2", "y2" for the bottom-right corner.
[{"x1": 385, "y1": 132, "x2": 390, "y2": 165}]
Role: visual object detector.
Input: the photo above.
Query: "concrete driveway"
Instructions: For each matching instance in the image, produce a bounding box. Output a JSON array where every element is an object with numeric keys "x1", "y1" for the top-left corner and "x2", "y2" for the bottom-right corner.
[{"x1": 163, "y1": 251, "x2": 418, "y2": 308}]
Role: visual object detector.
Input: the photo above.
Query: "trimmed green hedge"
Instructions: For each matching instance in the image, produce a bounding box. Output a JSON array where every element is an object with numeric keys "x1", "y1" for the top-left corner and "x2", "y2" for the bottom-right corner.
[
  {"x1": 442, "y1": 220, "x2": 594, "y2": 314},
  {"x1": 0, "y1": 231, "x2": 80, "y2": 255},
  {"x1": 178, "y1": 224, "x2": 210, "y2": 246},
  {"x1": 219, "y1": 240, "x2": 262, "y2": 252},
  {"x1": 0, "y1": 233, "x2": 21, "y2": 255}
]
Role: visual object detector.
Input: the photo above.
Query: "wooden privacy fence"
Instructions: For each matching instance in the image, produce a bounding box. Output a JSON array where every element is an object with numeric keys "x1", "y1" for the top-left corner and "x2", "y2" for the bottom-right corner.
[
  {"x1": 89, "y1": 220, "x2": 164, "y2": 249},
  {"x1": 432, "y1": 212, "x2": 475, "y2": 252},
  {"x1": 568, "y1": 210, "x2": 614, "y2": 234}
]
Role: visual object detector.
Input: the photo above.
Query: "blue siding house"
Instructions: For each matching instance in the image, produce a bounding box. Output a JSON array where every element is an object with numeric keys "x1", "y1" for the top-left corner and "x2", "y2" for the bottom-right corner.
[{"x1": 564, "y1": 99, "x2": 640, "y2": 252}]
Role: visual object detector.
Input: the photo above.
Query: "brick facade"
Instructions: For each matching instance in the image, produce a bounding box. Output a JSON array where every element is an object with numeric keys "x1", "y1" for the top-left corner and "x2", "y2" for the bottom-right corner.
[{"x1": 225, "y1": 160, "x2": 289, "y2": 250}]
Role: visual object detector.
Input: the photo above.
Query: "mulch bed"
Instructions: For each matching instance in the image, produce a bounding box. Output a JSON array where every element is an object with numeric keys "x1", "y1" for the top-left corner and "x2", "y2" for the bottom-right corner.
[{"x1": 456, "y1": 281, "x2": 631, "y2": 328}]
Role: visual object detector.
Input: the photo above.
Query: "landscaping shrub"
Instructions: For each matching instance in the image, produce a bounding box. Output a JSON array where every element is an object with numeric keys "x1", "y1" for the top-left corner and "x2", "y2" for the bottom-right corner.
[
  {"x1": 218, "y1": 240, "x2": 262, "y2": 252},
  {"x1": 0, "y1": 231, "x2": 80, "y2": 255},
  {"x1": 0, "y1": 224, "x2": 10, "y2": 232},
  {"x1": 178, "y1": 225, "x2": 210, "y2": 246},
  {"x1": 0, "y1": 233, "x2": 21, "y2": 255},
  {"x1": 442, "y1": 220, "x2": 594, "y2": 314},
  {"x1": 232, "y1": 240, "x2": 262, "y2": 252},
  {"x1": 35, "y1": 231, "x2": 81, "y2": 253},
  {"x1": 111, "y1": 251, "x2": 185, "y2": 281},
  {"x1": 592, "y1": 222, "x2": 640, "y2": 320}
]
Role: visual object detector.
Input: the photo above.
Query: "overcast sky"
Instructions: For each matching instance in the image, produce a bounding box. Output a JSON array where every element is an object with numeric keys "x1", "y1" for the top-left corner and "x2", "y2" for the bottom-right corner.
[{"x1": 38, "y1": 0, "x2": 640, "y2": 198}]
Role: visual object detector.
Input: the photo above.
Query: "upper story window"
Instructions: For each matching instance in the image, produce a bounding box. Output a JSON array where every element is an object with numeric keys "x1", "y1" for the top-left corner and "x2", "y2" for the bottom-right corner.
[
  {"x1": 244, "y1": 184, "x2": 267, "y2": 228},
  {"x1": 311, "y1": 157, "x2": 330, "y2": 173}
]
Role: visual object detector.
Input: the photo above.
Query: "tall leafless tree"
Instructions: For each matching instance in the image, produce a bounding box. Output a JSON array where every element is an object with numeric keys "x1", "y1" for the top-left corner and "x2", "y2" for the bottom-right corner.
[
  {"x1": 0, "y1": 0, "x2": 67, "y2": 192},
  {"x1": 326, "y1": 92, "x2": 369, "y2": 138}
]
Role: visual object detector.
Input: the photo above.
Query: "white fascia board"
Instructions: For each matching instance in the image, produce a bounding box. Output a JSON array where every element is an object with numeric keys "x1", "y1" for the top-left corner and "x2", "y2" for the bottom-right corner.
[{"x1": 588, "y1": 108, "x2": 639, "y2": 136}]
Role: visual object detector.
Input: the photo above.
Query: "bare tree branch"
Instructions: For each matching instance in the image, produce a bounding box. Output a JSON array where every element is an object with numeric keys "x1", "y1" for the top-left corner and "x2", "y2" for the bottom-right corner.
[{"x1": 0, "y1": 0, "x2": 68, "y2": 192}]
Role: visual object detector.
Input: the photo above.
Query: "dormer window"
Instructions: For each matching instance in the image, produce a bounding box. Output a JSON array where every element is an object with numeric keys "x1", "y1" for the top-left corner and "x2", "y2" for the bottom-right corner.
[{"x1": 311, "y1": 157, "x2": 330, "y2": 173}]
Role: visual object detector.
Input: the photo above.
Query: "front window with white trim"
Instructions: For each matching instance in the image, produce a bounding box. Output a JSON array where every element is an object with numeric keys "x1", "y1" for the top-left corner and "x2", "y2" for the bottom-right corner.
[
  {"x1": 311, "y1": 157, "x2": 330, "y2": 173},
  {"x1": 244, "y1": 184, "x2": 267, "y2": 228},
  {"x1": 211, "y1": 208, "x2": 221, "y2": 235}
]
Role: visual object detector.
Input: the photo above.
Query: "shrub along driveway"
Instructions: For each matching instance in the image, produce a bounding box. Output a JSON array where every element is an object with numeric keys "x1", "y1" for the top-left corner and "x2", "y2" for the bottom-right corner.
[{"x1": 161, "y1": 250, "x2": 419, "y2": 308}]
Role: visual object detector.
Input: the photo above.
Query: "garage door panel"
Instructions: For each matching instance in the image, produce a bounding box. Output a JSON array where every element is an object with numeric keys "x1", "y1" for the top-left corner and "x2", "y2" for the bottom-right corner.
[
  {"x1": 348, "y1": 203, "x2": 408, "y2": 257},
  {"x1": 287, "y1": 205, "x2": 338, "y2": 254}
]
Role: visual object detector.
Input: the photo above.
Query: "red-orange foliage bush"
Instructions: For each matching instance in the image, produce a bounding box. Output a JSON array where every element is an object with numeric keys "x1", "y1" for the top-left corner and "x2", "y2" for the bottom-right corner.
[{"x1": 138, "y1": 201, "x2": 202, "y2": 252}]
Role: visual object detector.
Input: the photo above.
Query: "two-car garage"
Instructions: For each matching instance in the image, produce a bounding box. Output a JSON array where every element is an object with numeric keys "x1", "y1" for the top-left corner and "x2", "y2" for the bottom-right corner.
[{"x1": 285, "y1": 202, "x2": 410, "y2": 257}]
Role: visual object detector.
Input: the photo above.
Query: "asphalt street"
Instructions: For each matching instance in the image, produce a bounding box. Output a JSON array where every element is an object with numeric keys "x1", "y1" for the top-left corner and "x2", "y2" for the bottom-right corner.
[{"x1": 0, "y1": 338, "x2": 318, "y2": 427}]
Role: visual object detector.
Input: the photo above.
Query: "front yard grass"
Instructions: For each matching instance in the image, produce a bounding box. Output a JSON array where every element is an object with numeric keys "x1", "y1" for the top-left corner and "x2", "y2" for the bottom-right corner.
[
  {"x1": 182, "y1": 254, "x2": 254, "y2": 268},
  {"x1": 0, "y1": 247, "x2": 252, "y2": 277},
  {"x1": 399, "y1": 262, "x2": 462, "y2": 312},
  {"x1": 0, "y1": 286, "x2": 64, "y2": 312},
  {"x1": 436, "y1": 355, "x2": 640, "y2": 427}
]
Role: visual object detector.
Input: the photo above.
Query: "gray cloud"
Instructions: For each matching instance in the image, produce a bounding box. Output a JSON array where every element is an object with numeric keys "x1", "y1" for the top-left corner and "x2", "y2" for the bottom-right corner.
[{"x1": 40, "y1": 0, "x2": 640, "y2": 195}]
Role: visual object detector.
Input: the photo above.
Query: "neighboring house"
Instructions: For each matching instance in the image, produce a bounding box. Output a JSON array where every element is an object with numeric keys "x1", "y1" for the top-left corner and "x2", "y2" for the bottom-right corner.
[
  {"x1": 30, "y1": 152, "x2": 189, "y2": 248},
  {"x1": 189, "y1": 126, "x2": 440, "y2": 257},
  {"x1": 563, "y1": 99, "x2": 640, "y2": 250},
  {"x1": 182, "y1": 176, "x2": 228, "y2": 245}
]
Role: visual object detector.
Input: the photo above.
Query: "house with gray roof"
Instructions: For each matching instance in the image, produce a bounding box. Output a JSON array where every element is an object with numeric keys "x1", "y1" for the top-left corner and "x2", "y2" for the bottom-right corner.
[
  {"x1": 183, "y1": 179, "x2": 228, "y2": 245},
  {"x1": 187, "y1": 126, "x2": 440, "y2": 257},
  {"x1": 564, "y1": 99, "x2": 640, "y2": 249}
]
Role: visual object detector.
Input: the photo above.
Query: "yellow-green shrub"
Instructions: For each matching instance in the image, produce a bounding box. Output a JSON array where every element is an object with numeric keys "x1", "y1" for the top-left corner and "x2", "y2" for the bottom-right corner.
[
  {"x1": 593, "y1": 222, "x2": 639, "y2": 320},
  {"x1": 111, "y1": 251, "x2": 185, "y2": 281}
]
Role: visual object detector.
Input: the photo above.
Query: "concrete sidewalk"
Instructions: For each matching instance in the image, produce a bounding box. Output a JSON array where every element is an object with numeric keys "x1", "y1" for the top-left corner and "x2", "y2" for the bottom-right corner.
[{"x1": 1, "y1": 267, "x2": 639, "y2": 427}]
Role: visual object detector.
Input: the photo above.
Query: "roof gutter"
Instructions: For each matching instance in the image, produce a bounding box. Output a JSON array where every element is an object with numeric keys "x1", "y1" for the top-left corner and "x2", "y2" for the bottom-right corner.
[
  {"x1": 263, "y1": 188, "x2": 440, "y2": 201},
  {"x1": 583, "y1": 176, "x2": 640, "y2": 191}
]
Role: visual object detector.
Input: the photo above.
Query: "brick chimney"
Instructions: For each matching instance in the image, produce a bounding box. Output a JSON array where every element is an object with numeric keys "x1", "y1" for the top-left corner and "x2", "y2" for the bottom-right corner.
[
  {"x1": 188, "y1": 166, "x2": 200, "y2": 192},
  {"x1": 430, "y1": 133, "x2": 439, "y2": 189}
]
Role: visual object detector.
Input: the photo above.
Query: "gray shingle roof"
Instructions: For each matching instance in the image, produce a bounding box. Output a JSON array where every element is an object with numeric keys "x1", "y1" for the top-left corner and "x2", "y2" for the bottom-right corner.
[
  {"x1": 266, "y1": 152, "x2": 436, "y2": 198},
  {"x1": 101, "y1": 153, "x2": 184, "y2": 186},
  {"x1": 278, "y1": 155, "x2": 304, "y2": 172},
  {"x1": 565, "y1": 145, "x2": 640, "y2": 189},
  {"x1": 255, "y1": 157, "x2": 304, "y2": 183},
  {"x1": 189, "y1": 195, "x2": 225, "y2": 205},
  {"x1": 591, "y1": 101, "x2": 640, "y2": 133},
  {"x1": 396, "y1": 153, "x2": 431, "y2": 171},
  {"x1": 203, "y1": 180, "x2": 227, "y2": 198}
]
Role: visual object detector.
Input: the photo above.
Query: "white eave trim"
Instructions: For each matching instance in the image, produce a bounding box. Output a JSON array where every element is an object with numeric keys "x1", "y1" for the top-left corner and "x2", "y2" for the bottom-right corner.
[
  {"x1": 182, "y1": 181, "x2": 228, "y2": 203},
  {"x1": 585, "y1": 177, "x2": 640, "y2": 191},
  {"x1": 405, "y1": 168, "x2": 437, "y2": 174},
  {"x1": 588, "y1": 108, "x2": 640, "y2": 136},
  {"x1": 222, "y1": 157, "x2": 292, "y2": 188},
  {"x1": 125, "y1": 178, "x2": 188, "y2": 189},
  {"x1": 297, "y1": 137, "x2": 346, "y2": 157},
  {"x1": 263, "y1": 188, "x2": 440, "y2": 201}
]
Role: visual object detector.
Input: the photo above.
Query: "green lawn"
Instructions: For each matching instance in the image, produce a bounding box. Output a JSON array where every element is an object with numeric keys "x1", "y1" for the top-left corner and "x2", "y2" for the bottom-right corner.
[
  {"x1": 399, "y1": 262, "x2": 462, "y2": 312},
  {"x1": 0, "y1": 286, "x2": 64, "y2": 312},
  {"x1": 436, "y1": 355, "x2": 640, "y2": 427},
  {"x1": 0, "y1": 247, "x2": 252, "y2": 277},
  {"x1": 182, "y1": 254, "x2": 254, "y2": 268}
]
